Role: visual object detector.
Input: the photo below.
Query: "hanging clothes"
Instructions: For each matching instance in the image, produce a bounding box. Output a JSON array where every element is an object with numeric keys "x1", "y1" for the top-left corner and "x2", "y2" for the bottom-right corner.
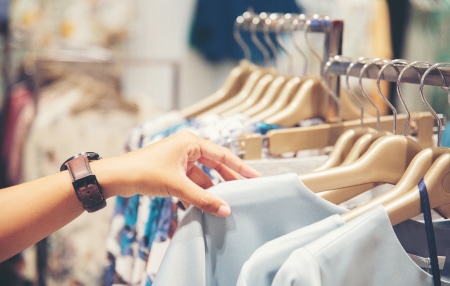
[
  {"x1": 189, "y1": 0, "x2": 303, "y2": 63},
  {"x1": 271, "y1": 205, "x2": 448, "y2": 285},
  {"x1": 152, "y1": 173, "x2": 346, "y2": 285},
  {"x1": 0, "y1": 82, "x2": 35, "y2": 187}
]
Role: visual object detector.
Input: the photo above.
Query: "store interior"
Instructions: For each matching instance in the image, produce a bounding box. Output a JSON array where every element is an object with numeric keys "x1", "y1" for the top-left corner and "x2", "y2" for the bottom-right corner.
[{"x1": 1, "y1": 0, "x2": 450, "y2": 285}]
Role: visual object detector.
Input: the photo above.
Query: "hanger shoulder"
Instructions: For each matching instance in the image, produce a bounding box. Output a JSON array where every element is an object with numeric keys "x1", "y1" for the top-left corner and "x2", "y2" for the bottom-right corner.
[
  {"x1": 341, "y1": 147, "x2": 450, "y2": 222},
  {"x1": 264, "y1": 78, "x2": 329, "y2": 127},
  {"x1": 181, "y1": 61, "x2": 253, "y2": 118},
  {"x1": 221, "y1": 72, "x2": 276, "y2": 117},
  {"x1": 384, "y1": 152, "x2": 450, "y2": 225},
  {"x1": 201, "y1": 68, "x2": 270, "y2": 116},
  {"x1": 340, "y1": 130, "x2": 393, "y2": 165},
  {"x1": 300, "y1": 135, "x2": 423, "y2": 193},
  {"x1": 313, "y1": 127, "x2": 378, "y2": 171},
  {"x1": 250, "y1": 76, "x2": 303, "y2": 122},
  {"x1": 243, "y1": 75, "x2": 288, "y2": 117}
]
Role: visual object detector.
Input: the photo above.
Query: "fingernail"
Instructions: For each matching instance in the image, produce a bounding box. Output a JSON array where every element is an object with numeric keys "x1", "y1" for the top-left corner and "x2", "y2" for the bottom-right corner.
[{"x1": 217, "y1": 205, "x2": 231, "y2": 217}]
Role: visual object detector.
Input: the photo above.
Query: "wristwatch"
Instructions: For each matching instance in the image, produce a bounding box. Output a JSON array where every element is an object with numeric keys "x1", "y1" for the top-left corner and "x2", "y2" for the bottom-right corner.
[{"x1": 60, "y1": 152, "x2": 106, "y2": 212}]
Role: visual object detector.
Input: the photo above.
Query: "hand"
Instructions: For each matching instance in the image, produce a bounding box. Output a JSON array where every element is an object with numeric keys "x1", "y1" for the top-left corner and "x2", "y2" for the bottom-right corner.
[{"x1": 95, "y1": 131, "x2": 261, "y2": 217}]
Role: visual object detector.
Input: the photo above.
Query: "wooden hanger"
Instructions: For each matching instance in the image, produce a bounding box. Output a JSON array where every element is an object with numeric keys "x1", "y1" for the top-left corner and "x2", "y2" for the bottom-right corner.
[
  {"x1": 239, "y1": 112, "x2": 434, "y2": 160},
  {"x1": 341, "y1": 147, "x2": 450, "y2": 222},
  {"x1": 315, "y1": 58, "x2": 404, "y2": 172},
  {"x1": 248, "y1": 75, "x2": 305, "y2": 122},
  {"x1": 220, "y1": 69, "x2": 278, "y2": 117},
  {"x1": 180, "y1": 60, "x2": 256, "y2": 118},
  {"x1": 267, "y1": 111, "x2": 434, "y2": 156},
  {"x1": 298, "y1": 134, "x2": 423, "y2": 193},
  {"x1": 313, "y1": 58, "x2": 383, "y2": 171},
  {"x1": 341, "y1": 61, "x2": 450, "y2": 222},
  {"x1": 239, "y1": 73, "x2": 290, "y2": 118},
  {"x1": 199, "y1": 66, "x2": 274, "y2": 117},
  {"x1": 302, "y1": 61, "x2": 438, "y2": 198},
  {"x1": 384, "y1": 152, "x2": 450, "y2": 226},
  {"x1": 262, "y1": 77, "x2": 330, "y2": 127}
]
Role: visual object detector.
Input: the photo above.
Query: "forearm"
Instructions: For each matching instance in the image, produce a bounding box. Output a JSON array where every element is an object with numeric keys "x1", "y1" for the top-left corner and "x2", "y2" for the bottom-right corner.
[
  {"x1": 0, "y1": 170, "x2": 85, "y2": 262},
  {"x1": 0, "y1": 131, "x2": 260, "y2": 262},
  {"x1": 0, "y1": 155, "x2": 139, "y2": 262}
]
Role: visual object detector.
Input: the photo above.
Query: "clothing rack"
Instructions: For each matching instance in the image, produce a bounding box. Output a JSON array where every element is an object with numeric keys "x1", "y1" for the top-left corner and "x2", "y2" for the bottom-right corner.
[
  {"x1": 231, "y1": 11, "x2": 346, "y2": 160},
  {"x1": 235, "y1": 11, "x2": 344, "y2": 111},
  {"x1": 326, "y1": 58, "x2": 450, "y2": 88},
  {"x1": 30, "y1": 49, "x2": 182, "y2": 110}
]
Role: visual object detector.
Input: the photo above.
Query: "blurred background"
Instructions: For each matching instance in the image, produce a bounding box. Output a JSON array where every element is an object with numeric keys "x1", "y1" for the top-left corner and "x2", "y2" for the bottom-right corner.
[{"x1": 0, "y1": 0, "x2": 449, "y2": 285}]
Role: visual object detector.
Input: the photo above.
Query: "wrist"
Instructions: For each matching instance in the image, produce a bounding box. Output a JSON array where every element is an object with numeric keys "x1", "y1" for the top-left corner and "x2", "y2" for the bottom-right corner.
[{"x1": 61, "y1": 153, "x2": 106, "y2": 213}]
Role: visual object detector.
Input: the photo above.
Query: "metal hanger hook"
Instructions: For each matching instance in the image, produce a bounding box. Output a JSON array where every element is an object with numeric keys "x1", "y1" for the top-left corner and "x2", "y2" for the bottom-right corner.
[
  {"x1": 397, "y1": 60, "x2": 430, "y2": 136},
  {"x1": 420, "y1": 62, "x2": 450, "y2": 147},
  {"x1": 359, "y1": 58, "x2": 387, "y2": 131},
  {"x1": 290, "y1": 14, "x2": 308, "y2": 76},
  {"x1": 345, "y1": 57, "x2": 367, "y2": 127},
  {"x1": 305, "y1": 14, "x2": 328, "y2": 77},
  {"x1": 260, "y1": 13, "x2": 278, "y2": 67},
  {"x1": 323, "y1": 55, "x2": 344, "y2": 122},
  {"x1": 250, "y1": 14, "x2": 270, "y2": 66},
  {"x1": 234, "y1": 15, "x2": 251, "y2": 61},
  {"x1": 376, "y1": 59, "x2": 406, "y2": 134}
]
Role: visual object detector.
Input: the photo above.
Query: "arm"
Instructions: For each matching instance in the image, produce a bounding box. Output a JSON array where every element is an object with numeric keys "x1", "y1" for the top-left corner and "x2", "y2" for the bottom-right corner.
[{"x1": 0, "y1": 131, "x2": 261, "y2": 262}]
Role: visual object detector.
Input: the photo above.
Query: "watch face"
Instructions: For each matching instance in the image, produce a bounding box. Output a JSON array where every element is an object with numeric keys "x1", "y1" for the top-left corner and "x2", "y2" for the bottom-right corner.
[{"x1": 60, "y1": 152, "x2": 101, "y2": 171}]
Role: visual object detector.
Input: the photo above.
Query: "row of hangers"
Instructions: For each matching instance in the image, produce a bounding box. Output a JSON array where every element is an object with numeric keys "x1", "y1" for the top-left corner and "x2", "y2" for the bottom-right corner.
[
  {"x1": 174, "y1": 9, "x2": 450, "y2": 283},
  {"x1": 305, "y1": 59, "x2": 450, "y2": 227},
  {"x1": 256, "y1": 55, "x2": 449, "y2": 228},
  {"x1": 176, "y1": 9, "x2": 450, "y2": 227},
  {"x1": 179, "y1": 11, "x2": 435, "y2": 162},
  {"x1": 180, "y1": 11, "x2": 341, "y2": 127},
  {"x1": 182, "y1": 9, "x2": 450, "y2": 227}
]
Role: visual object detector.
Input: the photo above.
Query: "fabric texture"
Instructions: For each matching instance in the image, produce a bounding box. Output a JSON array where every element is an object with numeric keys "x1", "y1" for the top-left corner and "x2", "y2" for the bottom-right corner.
[
  {"x1": 271, "y1": 205, "x2": 450, "y2": 286},
  {"x1": 236, "y1": 214, "x2": 345, "y2": 286},
  {"x1": 153, "y1": 173, "x2": 346, "y2": 286}
]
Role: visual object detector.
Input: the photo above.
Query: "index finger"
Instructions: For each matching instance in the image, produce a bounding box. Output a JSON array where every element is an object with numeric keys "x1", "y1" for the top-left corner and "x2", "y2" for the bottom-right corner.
[{"x1": 195, "y1": 139, "x2": 261, "y2": 178}]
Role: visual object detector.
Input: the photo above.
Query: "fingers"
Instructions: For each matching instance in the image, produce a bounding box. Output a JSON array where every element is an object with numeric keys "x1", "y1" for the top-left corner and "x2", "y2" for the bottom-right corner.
[
  {"x1": 197, "y1": 157, "x2": 242, "y2": 181},
  {"x1": 186, "y1": 165, "x2": 215, "y2": 189},
  {"x1": 194, "y1": 137, "x2": 261, "y2": 179},
  {"x1": 177, "y1": 175, "x2": 231, "y2": 217}
]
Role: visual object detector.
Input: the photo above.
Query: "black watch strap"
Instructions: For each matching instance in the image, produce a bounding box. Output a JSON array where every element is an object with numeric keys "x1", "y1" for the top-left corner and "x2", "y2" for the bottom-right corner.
[{"x1": 66, "y1": 155, "x2": 106, "y2": 213}]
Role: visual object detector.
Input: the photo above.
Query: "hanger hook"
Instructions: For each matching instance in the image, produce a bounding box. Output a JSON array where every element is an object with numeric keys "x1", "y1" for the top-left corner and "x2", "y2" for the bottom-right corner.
[
  {"x1": 419, "y1": 62, "x2": 450, "y2": 147},
  {"x1": 250, "y1": 14, "x2": 270, "y2": 66},
  {"x1": 290, "y1": 14, "x2": 308, "y2": 76},
  {"x1": 260, "y1": 13, "x2": 278, "y2": 67},
  {"x1": 346, "y1": 57, "x2": 367, "y2": 127},
  {"x1": 398, "y1": 61, "x2": 431, "y2": 136},
  {"x1": 358, "y1": 58, "x2": 392, "y2": 131},
  {"x1": 234, "y1": 15, "x2": 251, "y2": 61},
  {"x1": 376, "y1": 59, "x2": 407, "y2": 134},
  {"x1": 323, "y1": 55, "x2": 343, "y2": 122},
  {"x1": 305, "y1": 14, "x2": 329, "y2": 77},
  {"x1": 271, "y1": 13, "x2": 294, "y2": 74}
]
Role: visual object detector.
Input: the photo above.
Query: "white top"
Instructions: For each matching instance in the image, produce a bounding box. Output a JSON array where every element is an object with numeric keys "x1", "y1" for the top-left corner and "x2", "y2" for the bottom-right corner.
[
  {"x1": 236, "y1": 214, "x2": 345, "y2": 286},
  {"x1": 272, "y1": 205, "x2": 450, "y2": 286},
  {"x1": 153, "y1": 173, "x2": 346, "y2": 286}
]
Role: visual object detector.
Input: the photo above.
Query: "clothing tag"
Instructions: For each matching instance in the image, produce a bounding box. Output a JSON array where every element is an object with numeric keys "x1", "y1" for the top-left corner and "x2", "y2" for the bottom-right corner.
[{"x1": 409, "y1": 253, "x2": 446, "y2": 270}]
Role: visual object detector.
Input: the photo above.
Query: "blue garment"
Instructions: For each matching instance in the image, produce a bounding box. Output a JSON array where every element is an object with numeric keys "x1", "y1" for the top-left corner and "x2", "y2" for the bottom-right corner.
[
  {"x1": 442, "y1": 122, "x2": 450, "y2": 148},
  {"x1": 418, "y1": 178, "x2": 441, "y2": 286},
  {"x1": 0, "y1": 0, "x2": 9, "y2": 35},
  {"x1": 189, "y1": 0, "x2": 302, "y2": 63},
  {"x1": 394, "y1": 218, "x2": 450, "y2": 281}
]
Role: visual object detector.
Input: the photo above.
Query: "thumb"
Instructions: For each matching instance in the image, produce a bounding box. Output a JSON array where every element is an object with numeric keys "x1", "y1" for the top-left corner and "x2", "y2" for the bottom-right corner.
[{"x1": 176, "y1": 177, "x2": 231, "y2": 217}]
